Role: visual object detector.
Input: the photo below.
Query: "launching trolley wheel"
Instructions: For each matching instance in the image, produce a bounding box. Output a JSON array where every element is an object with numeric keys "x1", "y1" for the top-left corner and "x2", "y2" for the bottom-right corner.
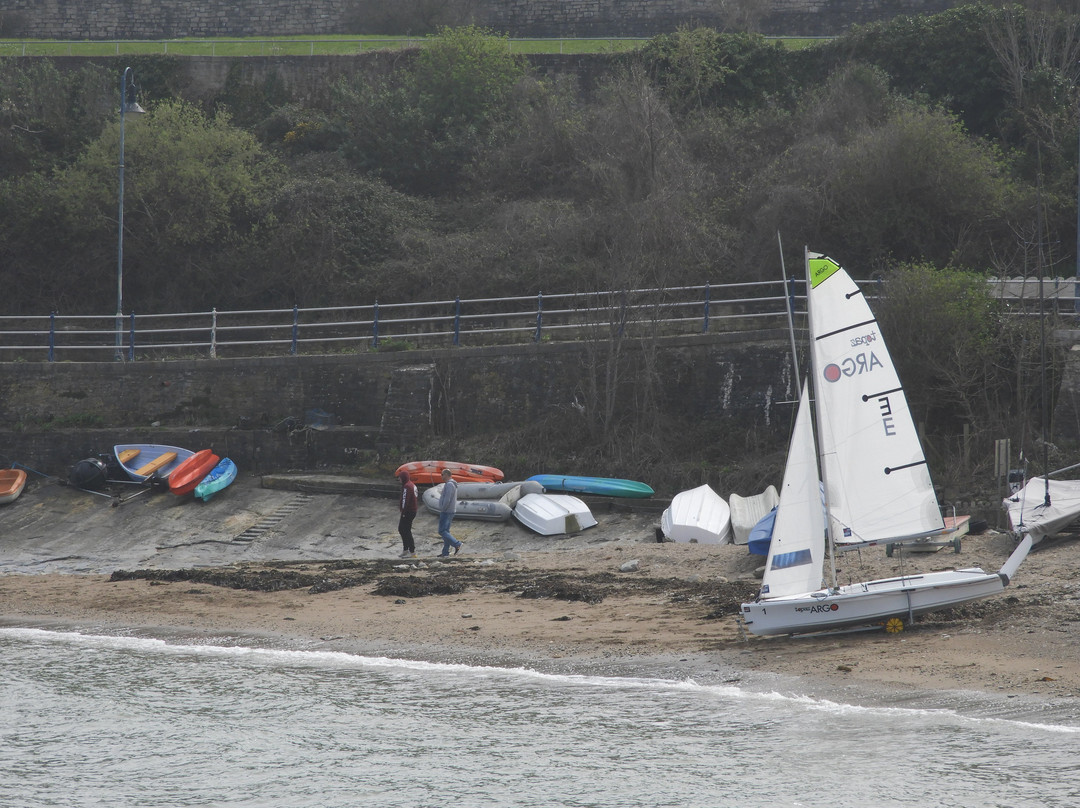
[{"x1": 885, "y1": 617, "x2": 904, "y2": 634}]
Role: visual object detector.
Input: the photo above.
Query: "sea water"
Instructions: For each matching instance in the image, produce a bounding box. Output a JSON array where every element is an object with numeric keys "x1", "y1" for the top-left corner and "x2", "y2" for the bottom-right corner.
[{"x1": 3, "y1": 627, "x2": 1080, "y2": 808}]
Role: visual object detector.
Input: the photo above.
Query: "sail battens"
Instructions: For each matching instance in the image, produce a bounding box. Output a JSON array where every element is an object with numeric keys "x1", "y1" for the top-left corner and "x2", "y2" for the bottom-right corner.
[
  {"x1": 884, "y1": 460, "x2": 928, "y2": 475},
  {"x1": 861, "y1": 385, "x2": 903, "y2": 400},
  {"x1": 814, "y1": 317, "x2": 876, "y2": 342}
]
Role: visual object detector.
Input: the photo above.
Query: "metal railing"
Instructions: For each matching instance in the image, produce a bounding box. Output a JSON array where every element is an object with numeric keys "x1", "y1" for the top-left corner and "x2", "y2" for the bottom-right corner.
[
  {"x1": 1, "y1": 275, "x2": 1074, "y2": 363},
  {"x1": 0, "y1": 37, "x2": 649, "y2": 58},
  {"x1": 0, "y1": 280, "x2": 800, "y2": 362}
]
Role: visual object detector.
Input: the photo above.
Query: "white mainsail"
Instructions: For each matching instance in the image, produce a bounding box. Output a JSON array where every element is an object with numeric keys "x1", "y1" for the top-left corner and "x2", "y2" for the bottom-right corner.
[
  {"x1": 806, "y1": 252, "x2": 944, "y2": 547},
  {"x1": 760, "y1": 384, "x2": 826, "y2": 598}
]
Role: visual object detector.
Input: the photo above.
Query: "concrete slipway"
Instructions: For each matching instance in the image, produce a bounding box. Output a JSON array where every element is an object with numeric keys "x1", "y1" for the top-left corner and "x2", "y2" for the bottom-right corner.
[{"x1": 0, "y1": 473, "x2": 666, "y2": 575}]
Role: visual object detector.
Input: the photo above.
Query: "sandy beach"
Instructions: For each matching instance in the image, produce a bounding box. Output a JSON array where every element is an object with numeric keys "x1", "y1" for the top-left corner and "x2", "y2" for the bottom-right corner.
[{"x1": 2, "y1": 477, "x2": 1078, "y2": 703}]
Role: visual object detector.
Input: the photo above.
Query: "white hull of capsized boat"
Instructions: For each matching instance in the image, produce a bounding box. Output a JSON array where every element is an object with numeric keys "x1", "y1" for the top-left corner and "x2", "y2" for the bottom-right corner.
[
  {"x1": 661, "y1": 484, "x2": 732, "y2": 544},
  {"x1": 513, "y1": 493, "x2": 597, "y2": 536}
]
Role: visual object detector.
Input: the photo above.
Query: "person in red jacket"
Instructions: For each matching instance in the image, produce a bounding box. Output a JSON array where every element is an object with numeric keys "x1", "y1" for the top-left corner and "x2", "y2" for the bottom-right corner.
[{"x1": 397, "y1": 469, "x2": 418, "y2": 558}]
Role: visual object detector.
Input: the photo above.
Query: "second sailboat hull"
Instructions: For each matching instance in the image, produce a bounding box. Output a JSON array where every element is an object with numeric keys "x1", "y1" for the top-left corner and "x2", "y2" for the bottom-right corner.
[{"x1": 741, "y1": 568, "x2": 1007, "y2": 636}]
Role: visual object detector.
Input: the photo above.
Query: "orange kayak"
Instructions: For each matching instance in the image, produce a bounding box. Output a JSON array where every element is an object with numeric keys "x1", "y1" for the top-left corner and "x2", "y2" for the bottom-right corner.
[
  {"x1": 395, "y1": 460, "x2": 504, "y2": 485},
  {"x1": 169, "y1": 449, "x2": 221, "y2": 495}
]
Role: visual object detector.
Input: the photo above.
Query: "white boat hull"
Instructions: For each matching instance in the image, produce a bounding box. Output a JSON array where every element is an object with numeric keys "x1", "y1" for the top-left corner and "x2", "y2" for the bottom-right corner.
[
  {"x1": 513, "y1": 493, "x2": 597, "y2": 536},
  {"x1": 742, "y1": 568, "x2": 1006, "y2": 636},
  {"x1": 729, "y1": 486, "x2": 779, "y2": 545},
  {"x1": 661, "y1": 484, "x2": 731, "y2": 543}
]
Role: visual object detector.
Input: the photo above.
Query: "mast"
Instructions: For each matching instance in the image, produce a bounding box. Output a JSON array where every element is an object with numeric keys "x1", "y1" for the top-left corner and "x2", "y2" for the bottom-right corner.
[
  {"x1": 778, "y1": 232, "x2": 801, "y2": 397},
  {"x1": 804, "y1": 246, "x2": 839, "y2": 591},
  {"x1": 1037, "y1": 179, "x2": 1051, "y2": 508}
]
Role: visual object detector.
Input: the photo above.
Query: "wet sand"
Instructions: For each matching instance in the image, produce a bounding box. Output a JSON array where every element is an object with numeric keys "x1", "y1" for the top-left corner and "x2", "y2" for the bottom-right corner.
[{"x1": 2, "y1": 521, "x2": 1078, "y2": 704}]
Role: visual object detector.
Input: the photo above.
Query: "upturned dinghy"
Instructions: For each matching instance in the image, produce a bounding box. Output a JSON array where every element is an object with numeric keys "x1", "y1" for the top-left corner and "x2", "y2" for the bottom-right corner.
[
  {"x1": 513, "y1": 492, "x2": 597, "y2": 536},
  {"x1": 660, "y1": 484, "x2": 731, "y2": 543}
]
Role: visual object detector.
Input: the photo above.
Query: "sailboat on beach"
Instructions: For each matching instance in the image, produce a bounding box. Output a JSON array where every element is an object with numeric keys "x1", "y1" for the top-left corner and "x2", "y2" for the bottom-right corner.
[{"x1": 740, "y1": 250, "x2": 1033, "y2": 636}]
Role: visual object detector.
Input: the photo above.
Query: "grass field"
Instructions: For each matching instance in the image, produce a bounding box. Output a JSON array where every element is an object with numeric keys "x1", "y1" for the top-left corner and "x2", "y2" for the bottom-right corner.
[{"x1": 0, "y1": 35, "x2": 823, "y2": 58}]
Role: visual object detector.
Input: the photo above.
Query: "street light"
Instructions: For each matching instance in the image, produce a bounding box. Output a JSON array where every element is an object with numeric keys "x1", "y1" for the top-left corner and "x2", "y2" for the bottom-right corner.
[{"x1": 117, "y1": 66, "x2": 145, "y2": 359}]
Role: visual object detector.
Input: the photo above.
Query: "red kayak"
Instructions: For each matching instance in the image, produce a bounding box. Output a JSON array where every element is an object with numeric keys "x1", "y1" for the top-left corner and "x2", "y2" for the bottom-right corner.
[
  {"x1": 395, "y1": 460, "x2": 504, "y2": 485},
  {"x1": 169, "y1": 449, "x2": 220, "y2": 495}
]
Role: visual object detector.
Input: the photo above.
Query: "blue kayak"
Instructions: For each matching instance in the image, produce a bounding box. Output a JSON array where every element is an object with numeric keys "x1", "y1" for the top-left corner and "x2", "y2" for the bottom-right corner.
[
  {"x1": 527, "y1": 474, "x2": 654, "y2": 499},
  {"x1": 194, "y1": 457, "x2": 237, "y2": 502}
]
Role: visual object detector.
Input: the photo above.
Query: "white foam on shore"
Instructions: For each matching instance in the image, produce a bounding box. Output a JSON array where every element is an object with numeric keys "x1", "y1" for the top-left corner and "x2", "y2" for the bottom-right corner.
[{"x1": 5, "y1": 625, "x2": 1078, "y2": 734}]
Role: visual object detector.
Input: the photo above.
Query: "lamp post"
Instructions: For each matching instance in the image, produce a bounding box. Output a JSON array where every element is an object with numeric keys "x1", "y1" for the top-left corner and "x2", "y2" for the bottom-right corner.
[{"x1": 116, "y1": 66, "x2": 145, "y2": 359}]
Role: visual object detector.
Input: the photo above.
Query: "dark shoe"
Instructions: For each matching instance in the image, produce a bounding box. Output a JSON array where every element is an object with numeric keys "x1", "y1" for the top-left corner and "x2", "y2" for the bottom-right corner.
[{"x1": 453, "y1": 542, "x2": 463, "y2": 555}]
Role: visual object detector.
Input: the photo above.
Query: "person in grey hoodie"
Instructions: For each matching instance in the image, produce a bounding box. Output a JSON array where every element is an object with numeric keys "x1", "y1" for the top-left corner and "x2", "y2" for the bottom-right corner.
[{"x1": 436, "y1": 468, "x2": 463, "y2": 557}]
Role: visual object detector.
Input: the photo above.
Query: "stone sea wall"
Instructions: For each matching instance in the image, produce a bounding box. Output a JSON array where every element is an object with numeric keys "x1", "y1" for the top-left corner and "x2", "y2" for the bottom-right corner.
[
  {"x1": 0, "y1": 0, "x2": 961, "y2": 40},
  {"x1": 0, "y1": 333, "x2": 797, "y2": 475}
]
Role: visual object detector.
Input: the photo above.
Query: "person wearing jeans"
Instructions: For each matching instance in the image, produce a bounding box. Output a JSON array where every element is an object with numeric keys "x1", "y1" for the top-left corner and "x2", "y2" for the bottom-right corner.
[{"x1": 437, "y1": 468, "x2": 463, "y2": 557}]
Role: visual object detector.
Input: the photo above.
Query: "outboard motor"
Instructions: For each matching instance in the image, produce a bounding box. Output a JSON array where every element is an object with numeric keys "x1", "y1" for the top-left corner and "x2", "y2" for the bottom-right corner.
[
  {"x1": 69, "y1": 457, "x2": 108, "y2": 490},
  {"x1": 99, "y1": 452, "x2": 125, "y2": 482}
]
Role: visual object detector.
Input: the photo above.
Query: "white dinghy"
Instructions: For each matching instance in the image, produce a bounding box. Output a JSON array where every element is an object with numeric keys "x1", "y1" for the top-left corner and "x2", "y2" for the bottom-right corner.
[
  {"x1": 660, "y1": 484, "x2": 731, "y2": 543},
  {"x1": 728, "y1": 486, "x2": 778, "y2": 545},
  {"x1": 513, "y1": 492, "x2": 597, "y2": 536}
]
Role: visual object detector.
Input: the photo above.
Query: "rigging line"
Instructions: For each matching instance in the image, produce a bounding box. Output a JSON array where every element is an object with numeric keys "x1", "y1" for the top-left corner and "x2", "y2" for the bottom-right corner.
[{"x1": 813, "y1": 317, "x2": 876, "y2": 341}]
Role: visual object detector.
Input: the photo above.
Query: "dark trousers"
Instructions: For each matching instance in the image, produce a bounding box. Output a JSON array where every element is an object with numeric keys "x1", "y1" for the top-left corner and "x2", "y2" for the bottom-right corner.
[{"x1": 398, "y1": 510, "x2": 416, "y2": 553}]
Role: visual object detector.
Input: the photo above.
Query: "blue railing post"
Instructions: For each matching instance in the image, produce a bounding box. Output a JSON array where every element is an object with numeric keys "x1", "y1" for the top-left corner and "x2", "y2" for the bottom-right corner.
[
  {"x1": 290, "y1": 305, "x2": 299, "y2": 355},
  {"x1": 788, "y1": 277, "x2": 798, "y2": 314},
  {"x1": 703, "y1": 282, "x2": 711, "y2": 333},
  {"x1": 48, "y1": 311, "x2": 55, "y2": 362},
  {"x1": 127, "y1": 312, "x2": 135, "y2": 361},
  {"x1": 453, "y1": 297, "x2": 461, "y2": 346},
  {"x1": 534, "y1": 292, "x2": 543, "y2": 342},
  {"x1": 372, "y1": 301, "x2": 379, "y2": 349}
]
